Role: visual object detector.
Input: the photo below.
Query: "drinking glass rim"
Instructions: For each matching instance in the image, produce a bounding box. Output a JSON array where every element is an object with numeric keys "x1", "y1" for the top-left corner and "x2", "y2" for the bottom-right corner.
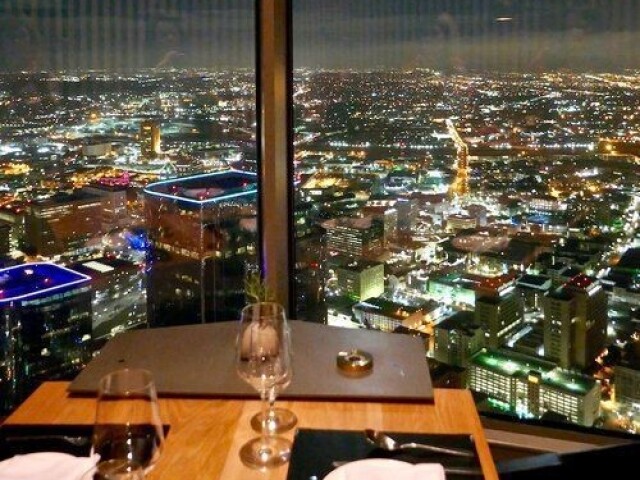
[
  {"x1": 98, "y1": 368, "x2": 156, "y2": 395},
  {"x1": 242, "y1": 301, "x2": 285, "y2": 311}
]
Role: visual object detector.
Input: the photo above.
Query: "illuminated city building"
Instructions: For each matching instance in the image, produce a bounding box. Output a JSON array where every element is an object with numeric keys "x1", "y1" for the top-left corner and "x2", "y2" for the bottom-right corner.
[
  {"x1": 428, "y1": 272, "x2": 478, "y2": 308},
  {"x1": 0, "y1": 221, "x2": 10, "y2": 256},
  {"x1": 515, "y1": 274, "x2": 552, "y2": 311},
  {"x1": 353, "y1": 297, "x2": 439, "y2": 333},
  {"x1": 143, "y1": 170, "x2": 258, "y2": 326},
  {"x1": 71, "y1": 258, "x2": 147, "y2": 337},
  {"x1": 543, "y1": 275, "x2": 608, "y2": 369},
  {"x1": 362, "y1": 204, "x2": 398, "y2": 245},
  {"x1": 615, "y1": 360, "x2": 640, "y2": 404},
  {"x1": 474, "y1": 276, "x2": 523, "y2": 349},
  {"x1": 334, "y1": 258, "x2": 384, "y2": 301},
  {"x1": 446, "y1": 214, "x2": 477, "y2": 233},
  {"x1": 527, "y1": 196, "x2": 566, "y2": 216},
  {"x1": 434, "y1": 311, "x2": 484, "y2": 368},
  {"x1": 323, "y1": 216, "x2": 384, "y2": 258},
  {"x1": 82, "y1": 142, "x2": 112, "y2": 159},
  {"x1": 140, "y1": 120, "x2": 161, "y2": 160},
  {"x1": 0, "y1": 263, "x2": 92, "y2": 411},
  {"x1": 468, "y1": 349, "x2": 600, "y2": 427},
  {"x1": 547, "y1": 264, "x2": 582, "y2": 286},
  {"x1": 83, "y1": 184, "x2": 129, "y2": 231},
  {"x1": 395, "y1": 199, "x2": 418, "y2": 236},
  {"x1": 0, "y1": 207, "x2": 24, "y2": 252},
  {"x1": 24, "y1": 191, "x2": 103, "y2": 257}
]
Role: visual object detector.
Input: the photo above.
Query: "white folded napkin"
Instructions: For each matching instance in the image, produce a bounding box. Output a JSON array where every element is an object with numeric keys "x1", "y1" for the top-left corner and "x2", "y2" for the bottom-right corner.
[
  {"x1": 0, "y1": 452, "x2": 100, "y2": 480},
  {"x1": 324, "y1": 459, "x2": 446, "y2": 480}
]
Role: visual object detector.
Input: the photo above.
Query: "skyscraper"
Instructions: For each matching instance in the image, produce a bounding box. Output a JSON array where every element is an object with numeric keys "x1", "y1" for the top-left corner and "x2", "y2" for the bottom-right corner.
[
  {"x1": 474, "y1": 276, "x2": 523, "y2": 349},
  {"x1": 144, "y1": 170, "x2": 258, "y2": 326},
  {"x1": 0, "y1": 263, "x2": 92, "y2": 411},
  {"x1": 543, "y1": 275, "x2": 607, "y2": 369},
  {"x1": 24, "y1": 191, "x2": 103, "y2": 257},
  {"x1": 140, "y1": 120, "x2": 161, "y2": 161},
  {"x1": 323, "y1": 216, "x2": 384, "y2": 258}
]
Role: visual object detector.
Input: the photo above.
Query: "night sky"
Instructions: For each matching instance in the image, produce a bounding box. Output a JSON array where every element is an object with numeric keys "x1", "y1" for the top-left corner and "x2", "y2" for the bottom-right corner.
[{"x1": 0, "y1": 0, "x2": 638, "y2": 72}]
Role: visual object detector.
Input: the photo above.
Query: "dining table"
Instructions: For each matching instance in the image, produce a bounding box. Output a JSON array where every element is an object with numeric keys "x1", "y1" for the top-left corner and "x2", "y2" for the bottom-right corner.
[{"x1": 3, "y1": 381, "x2": 498, "y2": 479}]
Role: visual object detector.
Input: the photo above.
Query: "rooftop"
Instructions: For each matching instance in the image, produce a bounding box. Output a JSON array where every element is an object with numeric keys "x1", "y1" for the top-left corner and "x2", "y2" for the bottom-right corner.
[
  {"x1": 335, "y1": 258, "x2": 383, "y2": 272},
  {"x1": 323, "y1": 216, "x2": 377, "y2": 231},
  {"x1": 616, "y1": 248, "x2": 640, "y2": 272},
  {"x1": 32, "y1": 190, "x2": 102, "y2": 207},
  {"x1": 471, "y1": 349, "x2": 596, "y2": 396},
  {"x1": 354, "y1": 296, "x2": 438, "y2": 320},
  {"x1": 565, "y1": 273, "x2": 597, "y2": 291},
  {"x1": 144, "y1": 170, "x2": 257, "y2": 205},
  {"x1": 517, "y1": 274, "x2": 552, "y2": 290},
  {"x1": 0, "y1": 262, "x2": 91, "y2": 305},
  {"x1": 436, "y1": 310, "x2": 481, "y2": 335}
]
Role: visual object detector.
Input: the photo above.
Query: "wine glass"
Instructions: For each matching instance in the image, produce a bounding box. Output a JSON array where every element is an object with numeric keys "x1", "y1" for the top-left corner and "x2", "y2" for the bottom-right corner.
[
  {"x1": 236, "y1": 302, "x2": 293, "y2": 468},
  {"x1": 91, "y1": 369, "x2": 165, "y2": 474},
  {"x1": 250, "y1": 320, "x2": 298, "y2": 434}
]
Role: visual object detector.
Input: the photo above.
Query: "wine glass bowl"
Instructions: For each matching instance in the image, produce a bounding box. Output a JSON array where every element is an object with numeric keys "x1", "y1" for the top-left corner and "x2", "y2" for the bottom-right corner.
[
  {"x1": 92, "y1": 369, "x2": 164, "y2": 474},
  {"x1": 236, "y1": 302, "x2": 293, "y2": 468}
]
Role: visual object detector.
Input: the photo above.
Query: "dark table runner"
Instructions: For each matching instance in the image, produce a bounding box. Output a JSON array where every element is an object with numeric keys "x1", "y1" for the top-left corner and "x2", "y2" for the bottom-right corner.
[
  {"x1": 287, "y1": 429, "x2": 483, "y2": 480},
  {"x1": 0, "y1": 424, "x2": 93, "y2": 460},
  {"x1": 0, "y1": 424, "x2": 170, "y2": 462}
]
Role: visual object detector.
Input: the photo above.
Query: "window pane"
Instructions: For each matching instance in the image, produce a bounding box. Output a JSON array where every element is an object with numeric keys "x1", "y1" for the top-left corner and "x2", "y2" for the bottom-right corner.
[
  {"x1": 292, "y1": 0, "x2": 640, "y2": 436},
  {"x1": 0, "y1": 0, "x2": 256, "y2": 413}
]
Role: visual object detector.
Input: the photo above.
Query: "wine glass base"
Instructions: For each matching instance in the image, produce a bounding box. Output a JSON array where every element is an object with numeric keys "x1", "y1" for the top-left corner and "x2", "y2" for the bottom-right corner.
[
  {"x1": 251, "y1": 408, "x2": 298, "y2": 434},
  {"x1": 239, "y1": 436, "x2": 292, "y2": 469}
]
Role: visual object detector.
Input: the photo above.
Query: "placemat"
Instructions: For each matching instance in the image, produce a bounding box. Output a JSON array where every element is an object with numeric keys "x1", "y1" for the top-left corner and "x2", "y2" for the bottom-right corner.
[
  {"x1": 0, "y1": 424, "x2": 93, "y2": 460},
  {"x1": 286, "y1": 429, "x2": 483, "y2": 480},
  {"x1": 70, "y1": 321, "x2": 433, "y2": 402},
  {"x1": 0, "y1": 424, "x2": 170, "y2": 461}
]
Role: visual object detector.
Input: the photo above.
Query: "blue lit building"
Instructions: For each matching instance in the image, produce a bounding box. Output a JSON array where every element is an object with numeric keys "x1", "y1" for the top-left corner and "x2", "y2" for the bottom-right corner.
[
  {"x1": 0, "y1": 263, "x2": 93, "y2": 412},
  {"x1": 143, "y1": 170, "x2": 258, "y2": 326}
]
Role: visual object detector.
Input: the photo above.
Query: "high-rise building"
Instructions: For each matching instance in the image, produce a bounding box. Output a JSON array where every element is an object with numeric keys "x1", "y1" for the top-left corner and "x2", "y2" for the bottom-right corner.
[
  {"x1": 616, "y1": 362, "x2": 640, "y2": 404},
  {"x1": 434, "y1": 311, "x2": 484, "y2": 368},
  {"x1": 0, "y1": 221, "x2": 11, "y2": 256},
  {"x1": 83, "y1": 183, "x2": 129, "y2": 232},
  {"x1": 334, "y1": 258, "x2": 384, "y2": 301},
  {"x1": 24, "y1": 191, "x2": 103, "y2": 257},
  {"x1": 474, "y1": 276, "x2": 523, "y2": 349},
  {"x1": 0, "y1": 263, "x2": 92, "y2": 412},
  {"x1": 71, "y1": 258, "x2": 147, "y2": 337},
  {"x1": 323, "y1": 216, "x2": 384, "y2": 258},
  {"x1": 468, "y1": 349, "x2": 600, "y2": 426},
  {"x1": 516, "y1": 274, "x2": 552, "y2": 312},
  {"x1": 144, "y1": 170, "x2": 258, "y2": 326},
  {"x1": 362, "y1": 204, "x2": 398, "y2": 245},
  {"x1": 140, "y1": 120, "x2": 161, "y2": 160},
  {"x1": 543, "y1": 274, "x2": 607, "y2": 369}
]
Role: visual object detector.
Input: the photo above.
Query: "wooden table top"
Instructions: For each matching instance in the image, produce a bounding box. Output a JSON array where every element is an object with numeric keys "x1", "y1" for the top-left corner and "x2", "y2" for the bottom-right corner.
[{"x1": 5, "y1": 382, "x2": 498, "y2": 480}]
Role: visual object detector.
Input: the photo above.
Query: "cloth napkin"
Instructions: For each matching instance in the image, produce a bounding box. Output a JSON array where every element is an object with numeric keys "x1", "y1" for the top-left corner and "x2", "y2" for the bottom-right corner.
[
  {"x1": 0, "y1": 452, "x2": 100, "y2": 480},
  {"x1": 326, "y1": 459, "x2": 446, "y2": 480}
]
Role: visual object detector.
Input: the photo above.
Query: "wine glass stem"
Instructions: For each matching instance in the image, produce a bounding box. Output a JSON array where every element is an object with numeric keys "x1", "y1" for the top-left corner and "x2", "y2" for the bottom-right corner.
[
  {"x1": 263, "y1": 386, "x2": 277, "y2": 434},
  {"x1": 260, "y1": 388, "x2": 272, "y2": 439}
]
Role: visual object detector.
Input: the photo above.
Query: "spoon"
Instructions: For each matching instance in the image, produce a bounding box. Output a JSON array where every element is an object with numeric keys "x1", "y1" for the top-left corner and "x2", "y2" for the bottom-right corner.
[{"x1": 365, "y1": 429, "x2": 475, "y2": 458}]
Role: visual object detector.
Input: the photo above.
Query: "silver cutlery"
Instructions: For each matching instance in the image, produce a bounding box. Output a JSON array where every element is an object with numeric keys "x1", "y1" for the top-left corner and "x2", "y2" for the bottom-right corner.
[{"x1": 365, "y1": 429, "x2": 475, "y2": 458}]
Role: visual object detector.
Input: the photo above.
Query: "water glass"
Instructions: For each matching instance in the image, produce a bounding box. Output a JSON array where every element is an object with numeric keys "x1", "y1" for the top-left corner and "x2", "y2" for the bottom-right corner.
[{"x1": 92, "y1": 369, "x2": 164, "y2": 474}]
